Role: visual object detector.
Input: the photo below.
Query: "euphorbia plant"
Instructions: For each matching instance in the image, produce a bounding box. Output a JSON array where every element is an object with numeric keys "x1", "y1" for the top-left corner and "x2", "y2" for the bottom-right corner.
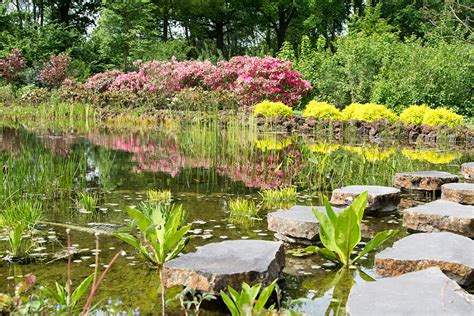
[
  {"x1": 114, "y1": 203, "x2": 191, "y2": 316},
  {"x1": 310, "y1": 191, "x2": 397, "y2": 266}
]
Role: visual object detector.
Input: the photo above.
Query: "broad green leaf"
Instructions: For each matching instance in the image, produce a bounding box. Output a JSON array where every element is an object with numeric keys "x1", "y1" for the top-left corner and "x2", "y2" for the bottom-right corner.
[
  {"x1": 324, "y1": 198, "x2": 338, "y2": 226},
  {"x1": 71, "y1": 274, "x2": 93, "y2": 305},
  {"x1": 113, "y1": 233, "x2": 139, "y2": 249},
  {"x1": 351, "y1": 191, "x2": 368, "y2": 222},
  {"x1": 318, "y1": 247, "x2": 338, "y2": 262},
  {"x1": 312, "y1": 209, "x2": 336, "y2": 252},
  {"x1": 254, "y1": 280, "x2": 277, "y2": 312},
  {"x1": 352, "y1": 229, "x2": 398, "y2": 264},
  {"x1": 220, "y1": 291, "x2": 239, "y2": 316},
  {"x1": 334, "y1": 207, "x2": 361, "y2": 265}
]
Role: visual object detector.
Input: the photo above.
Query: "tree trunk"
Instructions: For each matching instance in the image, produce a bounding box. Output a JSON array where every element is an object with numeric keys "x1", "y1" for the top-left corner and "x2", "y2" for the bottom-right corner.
[
  {"x1": 58, "y1": 0, "x2": 72, "y2": 25},
  {"x1": 216, "y1": 21, "x2": 226, "y2": 56},
  {"x1": 162, "y1": 13, "x2": 169, "y2": 42},
  {"x1": 276, "y1": 7, "x2": 289, "y2": 51}
]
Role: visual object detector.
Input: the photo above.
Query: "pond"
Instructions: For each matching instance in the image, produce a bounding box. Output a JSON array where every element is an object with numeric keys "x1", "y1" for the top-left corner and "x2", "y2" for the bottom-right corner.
[{"x1": 0, "y1": 124, "x2": 472, "y2": 314}]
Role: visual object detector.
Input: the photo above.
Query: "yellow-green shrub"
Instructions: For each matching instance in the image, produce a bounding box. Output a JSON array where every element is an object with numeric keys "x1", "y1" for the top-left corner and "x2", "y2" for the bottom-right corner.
[
  {"x1": 341, "y1": 103, "x2": 398, "y2": 122},
  {"x1": 422, "y1": 107, "x2": 464, "y2": 128},
  {"x1": 399, "y1": 104, "x2": 430, "y2": 125},
  {"x1": 253, "y1": 100, "x2": 293, "y2": 118},
  {"x1": 303, "y1": 101, "x2": 341, "y2": 120}
]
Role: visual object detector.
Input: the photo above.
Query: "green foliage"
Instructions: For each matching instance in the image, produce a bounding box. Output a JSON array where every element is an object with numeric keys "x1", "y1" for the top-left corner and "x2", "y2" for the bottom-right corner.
[
  {"x1": 303, "y1": 101, "x2": 341, "y2": 120},
  {"x1": 147, "y1": 189, "x2": 172, "y2": 204},
  {"x1": 220, "y1": 280, "x2": 278, "y2": 316},
  {"x1": 77, "y1": 192, "x2": 98, "y2": 213},
  {"x1": 170, "y1": 287, "x2": 216, "y2": 316},
  {"x1": 0, "y1": 84, "x2": 14, "y2": 104},
  {"x1": 228, "y1": 198, "x2": 259, "y2": 218},
  {"x1": 311, "y1": 192, "x2": 398, "y2": 266},
  {"x1": 114, "y1": 203, "x2": 191, "y2": 266},
  {"x1": 42, "y1": 275, "x2": 93, "y2": 313},
  {"x1": 253, "y1": 100, "x2": 293, "y2": 118},
  {"x1": 260, "y1": 187, "x2": 297, "y2": 204},
  {"x1": 19, "y1": 88, "x2": 51, "y2": 106},
  {"x1": 341, "y1": 103, "x2": 398, "y2": 122},
  {"x1": 399, "y1": 104, "x2": 430, "y2": 125},
  {"x1": 422, "y1": 107, "x2": 464, "y2": 128}
]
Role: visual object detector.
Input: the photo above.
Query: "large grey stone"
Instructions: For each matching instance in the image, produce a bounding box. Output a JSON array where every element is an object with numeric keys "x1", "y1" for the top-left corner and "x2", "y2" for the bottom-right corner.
[
  {"x1": 393, "y1": 171, "x2": 459, "y2": 191},
  {"x1": 347, "y1": 267, "x2": 474, "y2": 316},
  {"x1": 267, "y1": 206, "x2": 341, "y2": 242},
  {"x1": 375, "y1": 232, "x2": 474, "y2": 286},
  {"x1": 403, "y1": 199, "x2": 474, "y2": 237},
  {"x1": 462, "y1": 162, "x2": 474, "y2": 180},
  {"x1": 442, "y1": 182, "x2": 474, "y2": 205},
  {"x1": 330, "y1": 185, "x2": 400, "y2": 214},
  {"x1": 162, "y1": 240, "x2": 285, "y2": 294}
]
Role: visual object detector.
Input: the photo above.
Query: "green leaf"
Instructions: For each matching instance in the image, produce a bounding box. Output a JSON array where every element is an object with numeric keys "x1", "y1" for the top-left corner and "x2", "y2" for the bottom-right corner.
[
  {"x1": 113, "y1": 233, "x2": 139, "y2": 249},
  {"x1": 71, "y1": 274, "x2": 93, "y2": 305},
  {"x1": 254, "y1": 280, "x2": 277, "y2": 312},
  {"x1": 352, "y1": 229, "x2": 398, "y2": 264},
  {"x1": 334, "y1": 206, "x2": 361, "y2": 265},
  {"x1": 324, "y1": 198, "x2": 338, "y2": 225},
  {"x1": 221, "y1": 290, "x2": 239, "y2": 316},
  {"x1": 351, "y1": 191, "x2": 368, "y2": 222}
]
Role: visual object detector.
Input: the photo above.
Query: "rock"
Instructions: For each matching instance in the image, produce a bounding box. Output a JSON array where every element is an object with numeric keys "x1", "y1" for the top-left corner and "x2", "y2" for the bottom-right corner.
[
  {"x1": 441, "y1": 183, "x2": 474, "y2": 205},
  {"x1": 402, "y1": 200, "x2": 474, "y2": 237},
  {"x1": 393, "y1": 171, "x2": 459, "y2": 191},
  {"x1": 330, "y1": 185, "x2": 401, "y2": 214},
  {"x1": 375, "y1": 232, "x2": 474, "y2": 286},
  {"x1": 346, "y1": 267, "x2": 474, "y2": 316},
  {"x1": 267, "y1": 206, "x2": 341, "y2": 242},
  {"x1": 162, "y1": 240, "x2": 285, "y2": 294},
  {"x1": 462, "y1": 162, "x2": 474, "y2": 180}
]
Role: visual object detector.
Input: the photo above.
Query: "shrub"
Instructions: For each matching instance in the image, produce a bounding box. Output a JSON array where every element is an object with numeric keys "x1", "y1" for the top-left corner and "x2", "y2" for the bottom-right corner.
[
  {"x1": 170, "y1": 87, "x2": 238, "y2": 111},
  {"x1": 38, "y1": 53, "x2": 71, "y2": 88},
  {"x1": 83, "y1": 70, "x2": 123, "y2": 93},
  {"x1": 303, "y1": 101, "x2": 341, "y2": 119},
  {"x1": 253, "y1": 100, "x2": 293, "y2": 118},
  {"x1": 341, "y1": 103, "x2": 398, "y2": 122},
  {"x1": 0, "y1": 48, "x2": 26, "y2": 83},
  {"x1": 399, "y1": 104, "x2": 430, "y2": 125},
  {"x1": 422, "y1": 107, "x2": 464, "y2": 128},
  {"x1": 19, "y1": 87, "x2": 51, "y2": 105},
  {"x1": 0, "y1": 84, "x2": 15, "y2": 103}
]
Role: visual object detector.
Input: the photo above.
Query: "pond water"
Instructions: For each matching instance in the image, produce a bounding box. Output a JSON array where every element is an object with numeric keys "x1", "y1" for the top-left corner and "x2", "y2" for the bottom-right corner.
[{"x1": 0, "y1": 124, "x2": 472, "y2": 314}]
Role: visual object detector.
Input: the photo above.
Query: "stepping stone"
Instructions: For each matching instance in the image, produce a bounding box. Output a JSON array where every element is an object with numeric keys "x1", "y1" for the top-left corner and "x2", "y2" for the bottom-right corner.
[
  {"x1": 403, "y1": 200, "x2": 474, "y2": 237},
  {"x1": 393, "y1": 171, "x2": 459, "y2": 191},
  {"x1": 346, "y1": 267, "x2": 474, "y2": 316},
  {"x1": 375, "y1": 232, "x2": 474, "y2": 286},
  {"x1": 442, "y1": 183, "x2": 474, "y2": 205},
  {"x1": 162, "y1": 240, "x2": 285, "y2": 294},
  {"x1": 330, "y1": 185, "x2": 400, "y2": 214},
  {"x1": 462, "y1": 162, "x2": 474, "y2": 180},
  {"x1": 267, "y1": 206, "x2": 341, "y2": 243}
]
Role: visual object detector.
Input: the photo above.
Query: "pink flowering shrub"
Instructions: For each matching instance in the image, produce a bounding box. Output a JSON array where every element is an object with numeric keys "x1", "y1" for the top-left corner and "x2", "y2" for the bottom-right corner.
[
  {"x1": 64, "y1": 56, "x2": 311, "y2": 108},
  {"x1": 0, "y1": 48, "x2": 26, "y2": 83},
  {"x1": 39, "y1": 53, "x2": 71, "y2": 88}
]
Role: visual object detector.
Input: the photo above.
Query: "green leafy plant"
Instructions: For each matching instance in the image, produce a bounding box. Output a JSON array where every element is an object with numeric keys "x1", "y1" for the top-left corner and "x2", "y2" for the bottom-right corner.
[
  {"x1": 309, "y1": 192, "x2": 397, "y2": 266},
  {"x1": 228, "y1": 198, "x2": 259, "y2": 218},
  {"x1": 422, "y1": 107, "x2": 464, "y2": 128},
  {"x1": 43, "y1": 275, "x2": 94, "y2": 313},
  {"x1": 147, "y1": 189, "x2": 172, "y2": 204},
  {"x1": 399, "y1": 104, "x2": 430, "y2": 125},
  {"x1": 253, "y1": 100, "x2": 293, "y2": 118},
  {"x1": 341, "y1": 103, "x2": 398, "y2": 122},
  {"x1": 260, "y1": 187, "x2": 297, "y2": 204},
  {"x1": 77, "y1": 192, "x2": 98, "y2": 213},
  {"x1": 220, "y1": 280, "x2": 278, "y2": 316},
  {"x1": 303, "y1": 101, "x2": 342, "y2": 120},
  {"x1": 170, "y1": 287, "x2": 216, "y2": 316},
  {"x1": 114, "y1": 203, "x2": 191, "y2": 316}
]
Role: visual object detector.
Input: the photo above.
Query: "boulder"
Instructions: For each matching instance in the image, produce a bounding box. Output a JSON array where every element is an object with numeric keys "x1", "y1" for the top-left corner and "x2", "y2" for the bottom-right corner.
[
  {"x1": 375, "y1": 232, "x2": 474, "y2": 286},
  {"x1": 162, "y1": 240, "x2": 285, "y2": 294},
  {"x1": 330, "y1": 185, "x2": 400, "y2": 214},
  {"x1": 347, "y1": 267, "x2": 474, "y2": 316},
  {"x1": 403, "y1": 200, "x2": 474, "y2": 237},
  {"x1": 462, "y1": 162, "x2": 474, "y2": 180},
  {"x1": 441, "y1": 183, "x2": 474, "y2": 205},
  {"x1": 393, "y1": 171, "x2": 459, "y2": 191}
]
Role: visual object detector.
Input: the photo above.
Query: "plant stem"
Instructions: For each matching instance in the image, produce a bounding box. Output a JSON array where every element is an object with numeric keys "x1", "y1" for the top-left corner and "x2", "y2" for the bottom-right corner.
[
  {"x1": 159, "y1": 266, "x2": 165, "y2": 316},
  {"x1": 66, "y1": 229, "x2": 72, "y2": 312}
]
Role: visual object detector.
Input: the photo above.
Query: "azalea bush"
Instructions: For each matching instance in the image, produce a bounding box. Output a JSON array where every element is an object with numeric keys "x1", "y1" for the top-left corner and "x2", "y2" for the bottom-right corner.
[
  {"x1": 39, "y1": 53, "x2": 71, "y2": 88},
  {"x1": 253, "y1": 100, "x2": 293, "y2": 118},
  {"x1": 0, "y1": 48, "x2": 26, "y2": 83},
  {"x1": 303, "y1": 101, "x2": 341, "y2": 120},
  {"x1": 341, "y1": 103, "x2": 398, "y2": 122}
]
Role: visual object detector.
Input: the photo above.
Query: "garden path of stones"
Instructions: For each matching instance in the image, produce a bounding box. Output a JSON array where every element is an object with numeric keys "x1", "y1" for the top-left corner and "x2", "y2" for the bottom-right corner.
[{"x1": 163, "y1": 163, "x2": 474, "y2": 314}]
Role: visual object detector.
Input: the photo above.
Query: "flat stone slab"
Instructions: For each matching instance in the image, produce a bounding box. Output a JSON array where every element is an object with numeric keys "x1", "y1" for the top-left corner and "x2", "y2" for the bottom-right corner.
[
  {"x1": 162, "y1": 240, "x2": 285, "y2": 294},
  {"x1": 347, "y1": 267, "x2": 474, "y2": 316},
  {"x1": 403, "y1": 200, "x2": 474, "y2": 237},
  {"x1": 375, "y1": 232, "x2": 474, "y2": 286},
  {"x1": 330, "y1": 185, "x2": 400, "y2": 213},
  {"x1": 462, "y1": 162, "x2": 474, "y2": 180},
  {"x1": 393, "y1": 171, "x2": 459, "y2": 191},
  {"x1": 442, "y1": 183, "x2": 474, "y2": 205},
  {"x1": 267, "y1": 206, "x2": 341, "y2": 241}
]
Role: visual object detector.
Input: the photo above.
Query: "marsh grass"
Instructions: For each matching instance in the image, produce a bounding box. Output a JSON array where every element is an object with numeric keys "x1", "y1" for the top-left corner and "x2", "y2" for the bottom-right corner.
[
  {"x1": 77, "y1": 192, "x2": 98, "y2": 213},
  {"x1": 228, "y1": 198, "x2": 259, "y2": 218},
  {"x1": 261, "y1": 187, "x2": 296, "y2": 203},
  {"x1": 147, "y1": 189, "x2": 172, "y2": 204}
]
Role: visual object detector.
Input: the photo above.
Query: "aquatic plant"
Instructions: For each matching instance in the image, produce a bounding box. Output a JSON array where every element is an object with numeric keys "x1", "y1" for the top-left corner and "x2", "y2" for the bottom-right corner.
[
  {"x1": 147, "y1": 189, "x2": 172, "y2": 204},
  {"x1": 422, "y1": 107, "x2": 464, "y2": 128},
  {"x1": 220, "y1": 280, "x2": 278, "y2": 316},
  {"x1": 114, "y1": 203, "x2": 191, "y2": 315},
  {"x1": 303, "y1": 101, "x2": 341, "y2": 120},
  {"x1": 77, "y1": 192, "x2": 98, "y2": 213},
  {"x1": 228, "y1": 198, "x2": 259, "y2": 218},
  {"x1": 253, "y1": 100, "x2": 293, "y2": 118},
  {"x1": 170, "y1": 287, "x2": 216, "y2": 316},
  {"x1": 260, "y1": 187, "x2": 297, "y2": 204},
  {"x1": 399, "y1": 104, "x2": 430, "y2": 125},
  {"x1": 308, "y1": 192, "x2": 397, "y2": 266}
]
